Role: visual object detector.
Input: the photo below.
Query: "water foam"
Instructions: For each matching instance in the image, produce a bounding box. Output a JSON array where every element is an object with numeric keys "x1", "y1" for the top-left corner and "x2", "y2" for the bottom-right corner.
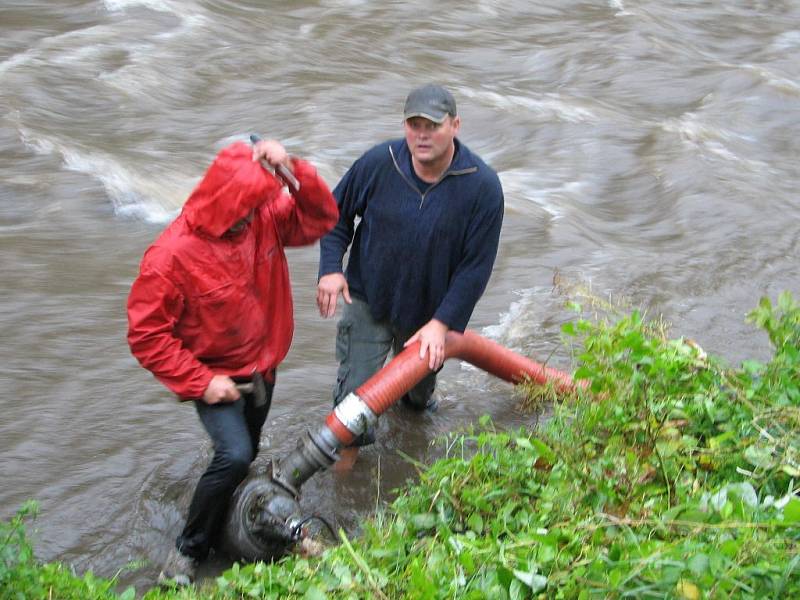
[
  {"x1": 499, "y1": 168, "x2": 586, "y2": 220},
  {"x1": 20, "y1": 129, "x2": 183, "y2": 223},
  {"x1": 661, "y1": 113, "x2": 773, "y2": 173},
  {"x1": 770, "y1": 30, "x2": 800, "y2": 52},
  {"x1": 0, "y1": 49, "x2": 35, "y2": 78},
  {"x1": 481, "y1": 288, "x2": 540, "y2": 345},
  {"x1": 741, "y1": 64, "x2": 800, "y2": 96},
  {"x1": 0, "y1": 23, "x2": 113, "y2": 78},
  {"x1": 102, "y1": 0, "x2": 207, "y2": 45},
  {"x1": 459, "y1": 88, "x2": 597, "y2": 124},
  {"x1": 453, "y1": 290, "x2": 541, "y2": 375},
  {"x1": 608, "y1": 0, "x2": 632, "y2": 16},
  {"x1": 103, "y1": 0, "x2": 180, "y2": 14}
]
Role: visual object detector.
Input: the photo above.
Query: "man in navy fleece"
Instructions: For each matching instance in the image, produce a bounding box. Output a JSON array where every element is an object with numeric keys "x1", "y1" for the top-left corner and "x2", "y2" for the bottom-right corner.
[{"x1": 317, "y1": 84, "x2": 504, "y2": 446}]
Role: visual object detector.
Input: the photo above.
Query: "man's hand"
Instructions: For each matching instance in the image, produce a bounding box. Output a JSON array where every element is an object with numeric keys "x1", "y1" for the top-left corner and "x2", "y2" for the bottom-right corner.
[
  {"x1": 317, "y1": 272, "x2": 351, "y2": 318},
  {"x1": 202, "y1": 374, "x2": 241, "y2": 404},
  {"x1": 404, "y1": 319, "x2": 449, "y2": 371},
  {"x1": 251, "y1": 139, "x2": 292, "y2": 173}
]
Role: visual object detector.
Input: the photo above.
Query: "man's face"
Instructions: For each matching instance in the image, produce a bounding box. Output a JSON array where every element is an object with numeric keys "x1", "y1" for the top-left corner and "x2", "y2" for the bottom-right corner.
[{"x1": 404, "y1": 115, "x2": 460, "y2": 165}]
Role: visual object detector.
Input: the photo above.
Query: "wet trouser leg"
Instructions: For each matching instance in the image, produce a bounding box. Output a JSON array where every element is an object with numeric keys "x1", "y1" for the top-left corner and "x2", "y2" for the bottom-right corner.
[
  {"x1": 176, "y1": 383, "x2": 274, "y2": 560},
  {"x1": 333, "y1": 297, "x2": 437, "y2": 445}
]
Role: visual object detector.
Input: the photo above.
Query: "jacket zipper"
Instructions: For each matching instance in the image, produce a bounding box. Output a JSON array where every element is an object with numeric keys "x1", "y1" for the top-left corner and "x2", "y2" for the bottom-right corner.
[{"x1": 389, "y1": 146, "x2": 478, "y2": 209}]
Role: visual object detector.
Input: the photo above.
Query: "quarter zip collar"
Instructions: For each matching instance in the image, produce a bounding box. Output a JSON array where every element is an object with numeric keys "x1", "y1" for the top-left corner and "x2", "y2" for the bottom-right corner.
[{"x1": 388, "y1": 138, "x2": 478, "y2": 208}]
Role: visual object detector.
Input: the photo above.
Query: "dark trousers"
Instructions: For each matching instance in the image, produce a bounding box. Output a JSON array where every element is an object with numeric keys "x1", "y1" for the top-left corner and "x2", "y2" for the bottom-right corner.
[{"x1": 176, "y1": 383, "x2": 273, "y2": 560}]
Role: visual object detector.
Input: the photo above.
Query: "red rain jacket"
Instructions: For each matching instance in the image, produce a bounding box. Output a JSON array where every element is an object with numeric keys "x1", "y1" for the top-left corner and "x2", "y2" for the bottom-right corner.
[{"x1": 127, "y1": 142, "x2": 338, "y2": 399}]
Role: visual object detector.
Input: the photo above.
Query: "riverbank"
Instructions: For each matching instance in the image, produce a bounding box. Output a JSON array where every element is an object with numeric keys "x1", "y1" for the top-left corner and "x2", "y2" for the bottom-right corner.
[{"x1": 3, "y1": 292, "x2": 798, "y2": 599}]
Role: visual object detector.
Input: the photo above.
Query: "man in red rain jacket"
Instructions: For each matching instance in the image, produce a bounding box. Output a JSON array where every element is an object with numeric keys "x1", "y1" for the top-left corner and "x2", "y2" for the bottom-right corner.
[{"x1": 127, "y1": 139, "x2": 337, "y2": 586}]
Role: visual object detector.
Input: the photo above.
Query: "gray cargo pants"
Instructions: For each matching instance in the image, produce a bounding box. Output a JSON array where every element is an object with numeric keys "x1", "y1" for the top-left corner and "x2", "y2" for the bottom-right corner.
[{"x1": 333, "y1": 297, "x2": 437, "y2": 446}]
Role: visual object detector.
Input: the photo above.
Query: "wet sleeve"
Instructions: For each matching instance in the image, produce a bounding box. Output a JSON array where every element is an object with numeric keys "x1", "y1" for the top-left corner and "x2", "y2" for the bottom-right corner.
[
  {"x1": 318, "y1": 160, "x2": 363, "y2": 278},
  {"x1": 126, "y1": 268, "x2": 214, "y2": 399},
  {"x1": 268, "y1": 158, "x2": 338, "y2": 247},
  {"x1": 433, "y1": 176, "x2": 505, "y2": 332}
]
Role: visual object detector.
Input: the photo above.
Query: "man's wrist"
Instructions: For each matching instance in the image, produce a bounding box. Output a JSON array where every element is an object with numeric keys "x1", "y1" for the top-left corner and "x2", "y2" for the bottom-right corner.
[
  {"x1": 318, "y1": 268, "x2": 344, "y2": 281},
  {"x1": 430, "y1": 317, "x2": 450, "y2": 332}
]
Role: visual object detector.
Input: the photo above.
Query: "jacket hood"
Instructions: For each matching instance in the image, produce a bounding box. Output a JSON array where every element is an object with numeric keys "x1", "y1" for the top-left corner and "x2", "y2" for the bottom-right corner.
[{"x1": 182, "y1": 141, "x2": 282, "y2": 237}]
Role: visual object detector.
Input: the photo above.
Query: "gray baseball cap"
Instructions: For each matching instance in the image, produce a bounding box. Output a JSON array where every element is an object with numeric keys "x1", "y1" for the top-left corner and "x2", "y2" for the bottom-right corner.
[{"x1": 403, "y1": 84, "x2": 457, "y2": 123}]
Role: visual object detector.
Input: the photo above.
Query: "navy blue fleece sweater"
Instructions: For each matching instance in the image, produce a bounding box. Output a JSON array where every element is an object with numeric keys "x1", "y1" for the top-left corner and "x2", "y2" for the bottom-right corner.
[{"x1": 319, "y1": 138, "x2": 504, "y2": 333}]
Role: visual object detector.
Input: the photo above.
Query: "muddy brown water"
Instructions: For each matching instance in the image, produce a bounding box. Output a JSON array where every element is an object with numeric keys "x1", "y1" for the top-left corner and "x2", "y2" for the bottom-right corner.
[{"x1": 1, "y1": 0, "x2": 798, "y2": 593}]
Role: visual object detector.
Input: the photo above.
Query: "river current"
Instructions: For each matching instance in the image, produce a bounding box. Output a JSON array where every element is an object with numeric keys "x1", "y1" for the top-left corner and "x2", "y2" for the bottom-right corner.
[{"x1": 1, "y1": 0, "x2": 798, "y2": 593}]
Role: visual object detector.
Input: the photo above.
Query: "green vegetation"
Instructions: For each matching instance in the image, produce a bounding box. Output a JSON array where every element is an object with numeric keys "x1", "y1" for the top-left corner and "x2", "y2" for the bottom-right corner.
[{"x1": 3, "y1": 292, "x2": 799, "y2": 599}]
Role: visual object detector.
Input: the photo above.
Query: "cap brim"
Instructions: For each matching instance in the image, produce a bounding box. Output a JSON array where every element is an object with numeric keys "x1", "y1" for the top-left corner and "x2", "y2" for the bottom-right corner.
[{"x1": 404, "y1": 111, "x2": 448, "y2": 124}]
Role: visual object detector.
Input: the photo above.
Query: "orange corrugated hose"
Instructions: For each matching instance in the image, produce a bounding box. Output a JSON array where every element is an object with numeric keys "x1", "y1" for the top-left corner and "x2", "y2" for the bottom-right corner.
[{"x1": 325, "y1": 329, "x2": 583, "y2": 445}]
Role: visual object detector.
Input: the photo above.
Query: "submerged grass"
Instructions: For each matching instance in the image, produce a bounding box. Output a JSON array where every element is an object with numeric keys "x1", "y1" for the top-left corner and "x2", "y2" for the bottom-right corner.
[{"x1": 3, "y1": 291, "x2": 799, "y2": 599}]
